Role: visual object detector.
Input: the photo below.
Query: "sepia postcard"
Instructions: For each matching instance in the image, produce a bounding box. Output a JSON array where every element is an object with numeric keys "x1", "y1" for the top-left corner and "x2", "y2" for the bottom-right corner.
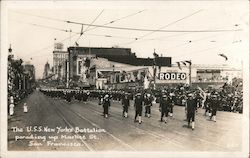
[{"x1": 1, "y1": 1, "x2": 249, "y2": 158}]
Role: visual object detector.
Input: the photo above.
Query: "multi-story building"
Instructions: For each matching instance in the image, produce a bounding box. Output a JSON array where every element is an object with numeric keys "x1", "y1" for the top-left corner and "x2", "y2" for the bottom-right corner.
[
  {"x1": 87, "y1": 60, "x2": 242, "y2": 90},
  {"x1": 67, "y1": 46, "x2": 171, "y2": 85},
  {"x1": 103, "y1": 64, "x2": 243, "y2": 89},
  {"x1": 53, "y1": 50, "x2": 68, "y2": 80},
  {"x1": 23, "y1": 64, "x2": 35, "y2": 81},
  {"x1": 23, "y1": 64, "x2": 36, "y2": 89},
  {"x1": 66, "y1": 46, "x2": 242, "y2": 90}
]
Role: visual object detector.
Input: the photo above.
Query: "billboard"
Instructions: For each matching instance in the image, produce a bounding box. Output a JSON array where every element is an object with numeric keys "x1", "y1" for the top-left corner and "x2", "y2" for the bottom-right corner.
[{"x1": 158, "y1": 72, "x2": 187, "y2": 80}]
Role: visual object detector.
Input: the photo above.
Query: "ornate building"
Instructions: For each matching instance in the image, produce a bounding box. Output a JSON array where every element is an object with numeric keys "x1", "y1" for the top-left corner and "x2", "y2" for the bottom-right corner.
[
  {"x1": 53, "y1": 50, "x2": 68, "y2": 80},
  {"x1": 43, "y1": 61, "x2": 51, "y2": 79}
]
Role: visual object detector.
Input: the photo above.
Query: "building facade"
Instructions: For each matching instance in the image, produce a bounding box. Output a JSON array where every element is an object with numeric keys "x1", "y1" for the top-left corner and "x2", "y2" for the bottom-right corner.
[
  {"x1": 43, "y1": 62, "x2": 52, "y2": 79},
  {"x1": 89, "y1": 63, "x2": 242, "y2": 89},
  {"x1": 67, "y1": 46, "x2": 171, "y2": 87},
  {"x1": 23, "y1": 64, "x2": 36, "y2": 89},
  {"x1": 66, "y1": 46, "x2": 241, "y2": 89},
  {"x1": 53, "y1": 50, "x2": 69, "y2": 80}
]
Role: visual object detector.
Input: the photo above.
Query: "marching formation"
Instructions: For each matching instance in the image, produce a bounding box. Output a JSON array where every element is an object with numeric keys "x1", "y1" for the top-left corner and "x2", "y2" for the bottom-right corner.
[{"x1": 39, "y1": 83, "x2": 242, "y2": 131}]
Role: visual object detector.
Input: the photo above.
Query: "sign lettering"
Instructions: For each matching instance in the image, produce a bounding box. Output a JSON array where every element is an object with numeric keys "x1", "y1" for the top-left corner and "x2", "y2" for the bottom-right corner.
[{"x1": 158, "y1": 72, "x2": 186, "y2": 80}]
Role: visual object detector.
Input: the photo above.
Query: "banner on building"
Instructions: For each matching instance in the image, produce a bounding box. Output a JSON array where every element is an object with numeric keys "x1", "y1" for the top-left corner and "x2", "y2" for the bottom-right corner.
[{"x1": 158, "y1": 72, "x2": 187, "y2": 80}]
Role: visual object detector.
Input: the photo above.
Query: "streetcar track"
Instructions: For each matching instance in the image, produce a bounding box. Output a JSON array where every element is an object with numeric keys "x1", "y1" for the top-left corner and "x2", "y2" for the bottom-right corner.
[
  {"x1": 47, "y1": 98, "x2": 94, "y2": 151},
  {"x1": 56, "y1": 99, "x2": 136, "y2": 151},
  {"x1": 78, "y1": 102, "x2": 188, "y2": 149},
  {"x1": 44, "y1": 94, "x2": 238, "y2": 151},
  {"x1": 106, "y1": 102, "x2": 236, "y2": 149},
  {"x1": 85, "y1": 101, "x2": 228, "y2": 150},
  {"x1": 105, "y1": 100, "x2": 241, "y2": 135}
]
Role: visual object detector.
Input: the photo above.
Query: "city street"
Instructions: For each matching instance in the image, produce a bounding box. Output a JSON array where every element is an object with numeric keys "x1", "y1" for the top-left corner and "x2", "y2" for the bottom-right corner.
[{"x1": 8, "y1": 90, "x2": 242, "y2": 151}]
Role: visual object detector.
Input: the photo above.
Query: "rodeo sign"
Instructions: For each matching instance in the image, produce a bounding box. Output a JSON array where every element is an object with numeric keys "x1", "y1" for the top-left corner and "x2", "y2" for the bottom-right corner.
[{"x1": 158, "y1": 72, "x2": 187, "y2": 80}]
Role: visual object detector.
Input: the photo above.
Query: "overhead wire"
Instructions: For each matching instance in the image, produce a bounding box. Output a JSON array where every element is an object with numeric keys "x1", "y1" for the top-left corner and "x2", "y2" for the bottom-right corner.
[
  {"x1": 22, "y1": 33, "x2": 79, "y2": 58},
  {"x1": 11, "y1": 10, "x2": 244, "y2": 60},
  {"x1": 11, "y1": 10, "x2": 242, "y2": 33},
  {"x1": 85, "y1": 10, "x2": 146, "y2": 32},
  {"x1": 10, "y1": 19, "x2": 130, "y2": 39},
  {"x1": 161, "y1": 23, "x2": 242, "y2": 54},
  {"x1": 15, "y1": 10, "x2": 147, "y2": 58},
  {"x1": 119, "y1": 9, "x2": 204, "y2": 46},
  {"x1": 13, "y1": 19, "x2": 202, "y2": 42},
  {"x1": 12, "y1": 19, "x2": 160, "y2": 41},
  {"x1": 11, "y1": 10, "x2": 66, "y2": 22},
  {"x1": 75, "y1": 9, "x2": 104, "y2": 43},
  {"x1": 11, "y1": 20, "x2": 71, "y2": 32},
  {"x1": 66, "y1": 20, "x2": 242, "y2": 33},
  {"x1": 162, "y1": 31, "x2": 235, "y2": 52},
  {"x1": 172, "y1": 41, "x2": 239, "y2": 59}
]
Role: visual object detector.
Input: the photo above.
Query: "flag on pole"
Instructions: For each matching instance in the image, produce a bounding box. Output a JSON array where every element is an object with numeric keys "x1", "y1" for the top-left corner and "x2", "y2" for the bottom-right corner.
[
  {"x1": 197, "y1": 86, "x2": 205, "y2": 93},
  {"x1": 153, "y1": 49, "x2": 159, "y2": 58},
  {"x1": 218, "y1": 54, "x2": 228, "y2": 61},
  {"x1": 153, "y1": 66, "x2": 157, "y2": 78},
  {"x1": 197, "y1": 86, "x2": 206, "y2": 100},
  {"x1": 153, "y1": 52, "x2": 159, "y2": 58},
  {"x1": 181, "y1": 61, "x2": 186, "y2": 66},
  {"x1": 97, "y1": 71, "x2": 104, "y2": 78},
  {"x1": 176, "y1": 62, "x2": 182, "y2": 70},
  {"x1": 185, "y1": 60, "x2": 192, "y2": 65},
  {"x1": 144, "y1": 76, "x2": 149, "y2": 89}
]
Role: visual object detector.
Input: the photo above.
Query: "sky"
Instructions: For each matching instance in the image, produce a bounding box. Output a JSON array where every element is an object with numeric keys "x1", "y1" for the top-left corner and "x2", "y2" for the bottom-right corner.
[{"x1": 5, "y1": 1, "x2": 249, "y2": 79}]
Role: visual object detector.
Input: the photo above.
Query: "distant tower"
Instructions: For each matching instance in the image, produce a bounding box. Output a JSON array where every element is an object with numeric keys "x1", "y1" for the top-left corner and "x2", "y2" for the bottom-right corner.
[
  {"x1": 8, "y1": 44, "x2": 14, "y2": 60},
  {"x1": 43, "y1": 61, "x2": 50, "y2": 79},
  {"x1": 54, "y1": 42, "x2": 64, "y2": 51}
]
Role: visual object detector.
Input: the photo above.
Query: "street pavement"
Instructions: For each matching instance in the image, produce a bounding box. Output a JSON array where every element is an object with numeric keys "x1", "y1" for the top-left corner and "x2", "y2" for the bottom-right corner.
[{"x1": 8, "y1": 90, "x2": 243, "y2": 151}]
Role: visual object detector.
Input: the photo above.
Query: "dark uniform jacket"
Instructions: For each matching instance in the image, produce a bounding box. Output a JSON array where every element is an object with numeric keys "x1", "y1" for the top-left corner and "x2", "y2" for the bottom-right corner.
[
  {"x1": 122, "y1": 96, "x2": 130, "y2": 107},
  {"x1": 134, "y1": 97, "x2": 143, "y2": 111},
  {"x1": 210, "y1": 99, "x2": 218, "y2": 111},
  {"x1": 103, "y1": 98, "x2": 111, "y2": 108},
  {"x1": 144, "y1": 97, "x2": 153, "y2": 106},
  {"x1": 186, "y1": 99, "x2": 197, "y2": 114},
  {"x1": 159, "y1": 98, "x2": 171, "y2": 112}
]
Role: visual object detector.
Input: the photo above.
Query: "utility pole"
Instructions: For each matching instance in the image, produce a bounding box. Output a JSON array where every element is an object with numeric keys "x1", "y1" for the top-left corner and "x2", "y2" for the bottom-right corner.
[
  {"x1": 66, "y1": 60, "x2": 69, "y2": 88},
  {"x1": 69, "y1": 29, "x2": 72, "y2": 47},
  {"x1": 153, "y1": 65, "x2": 156, "y2": 90},
  {"x1": 188, "y1": 60, "x2": 192, "y2": 87},
  {"x1": 153, "y1": 49, "x2": 158, "y2": 90}
]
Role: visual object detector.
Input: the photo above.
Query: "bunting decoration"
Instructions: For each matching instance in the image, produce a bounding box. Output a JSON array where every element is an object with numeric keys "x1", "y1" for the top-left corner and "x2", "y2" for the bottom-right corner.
[{"x1": 97, "y1": 70, "x2": 104, "y2": 78}]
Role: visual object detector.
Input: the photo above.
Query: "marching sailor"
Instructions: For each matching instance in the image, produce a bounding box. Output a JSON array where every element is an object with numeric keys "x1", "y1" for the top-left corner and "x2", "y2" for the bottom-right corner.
[
  {"x1": 134, "y1": 92, "x2": 143, "y2": 124},
  {"x1": 159, "y1": 93, "x2": 170, "y2": 123},
  {"x1": 144, "y1": 93, "x2": 153, "y2": 118},
  {"x1": 186, "y1": 93, "x2": 197, "y2": 130},
  {"x1": 210, "y1": 93, "x2": 219, "y2": 122},
  {"x1": 103, "y1": 94, "x2": 111, "y2": 118},
  {"x1": 122, "y1": 92, "x2": 130, "y2": 118}
]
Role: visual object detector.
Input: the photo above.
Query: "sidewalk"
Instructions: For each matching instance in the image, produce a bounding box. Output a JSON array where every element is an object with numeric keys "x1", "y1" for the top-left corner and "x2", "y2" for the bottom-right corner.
[{"x1": 8, "y1": 95, "x2": 32, "y2": 150}]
